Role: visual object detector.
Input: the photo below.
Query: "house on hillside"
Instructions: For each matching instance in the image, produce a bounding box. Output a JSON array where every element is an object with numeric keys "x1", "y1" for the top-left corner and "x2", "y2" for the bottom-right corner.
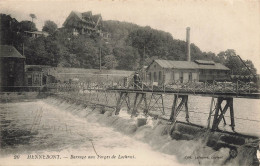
[
  {"x1": 145, "y1": 59, "x2": 230, "y2": 85},
  {"x1": 0, "y1": 45, "x2": 25, "y2": 88},
  {"x1": 63, "y1": 11, "x2": 104, "y2": 36},
  {"x1": 24, "y1": 31, "x2": 49, "y2": 38}
]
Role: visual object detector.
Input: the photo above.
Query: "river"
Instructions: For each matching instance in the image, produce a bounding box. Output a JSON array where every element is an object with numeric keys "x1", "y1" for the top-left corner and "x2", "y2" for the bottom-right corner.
[{"x1": 0, "y1": 95, "x2": 259, "y2": 166}]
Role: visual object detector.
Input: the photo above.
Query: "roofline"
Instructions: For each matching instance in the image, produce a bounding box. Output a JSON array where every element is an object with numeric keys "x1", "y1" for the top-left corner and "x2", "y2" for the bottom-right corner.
[
  {"x1": 146, "y1": 59, "x2": 156, "y2": 71},
  {"x1": 147, "y1": 59, "x2": 230, "y2": 71},
  {"x1": 0, "y1": 45, "x2": 26, "y2": 59}
]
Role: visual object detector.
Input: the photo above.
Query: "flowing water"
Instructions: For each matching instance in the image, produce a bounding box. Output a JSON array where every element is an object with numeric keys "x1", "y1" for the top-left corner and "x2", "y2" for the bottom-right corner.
[{"x1": 0, "y1": 95, "x2": 259, "y2": 166}]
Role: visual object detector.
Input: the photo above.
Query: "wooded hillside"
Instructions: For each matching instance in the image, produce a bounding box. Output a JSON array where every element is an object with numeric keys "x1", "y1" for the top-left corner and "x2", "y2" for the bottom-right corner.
[{"x1": 0, "y1": 13, "x2": 257, "y2": 75}]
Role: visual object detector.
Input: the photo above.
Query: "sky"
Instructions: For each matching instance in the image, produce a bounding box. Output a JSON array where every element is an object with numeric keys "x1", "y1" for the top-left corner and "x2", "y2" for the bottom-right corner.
[{"x1": 1, "y1": 0, "x2": 260, "y2": 72}]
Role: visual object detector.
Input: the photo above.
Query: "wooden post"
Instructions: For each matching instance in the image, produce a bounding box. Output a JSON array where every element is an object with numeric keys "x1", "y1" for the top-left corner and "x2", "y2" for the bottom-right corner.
[
  {"x1": 126, "y1": 94, "x2": 131, "y2": 113},
  {"x1": 161, "y1": 94, "x2": 165, "y2": 115},
  {"x1": 229, "y1": 98, "x2": 235, "y2": 131},
  {"x1": 170, "y1": 94, "x2": 178, "y2": 122},
  {"x1": 115, "y1": 92, "x2": 124, "y2": 115},
  {"x1": 212, "y1": 97, "x2": 235, "y2": 131},
  {"x1": 184, "y1": 96, "x2": 189, "y2": 122},
  {"x1": 143, "y1": 93, "x2": 148, "y2": 114},
  {"x1": 213, "y1": 100, "x2": 230, "y2": 128},
  {"x1": 212, "y1": 97, "x2": 222, "y2": 130},
  {"x1": 169, "y1": 95, "x2": 189, "y2": 122},
  {"x1": 132, "y1": 93, "x2": 140, "y2": 116},
  {"x1": 207, "y1": 97, "x2": 214, "y2": 129},
  {"x1": 219, "y1": 106, "x2": 227, "y2": 125}
]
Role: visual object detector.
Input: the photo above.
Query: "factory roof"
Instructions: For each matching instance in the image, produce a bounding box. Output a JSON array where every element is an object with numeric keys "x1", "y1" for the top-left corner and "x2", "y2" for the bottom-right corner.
[{"x1": 147, "y1": 59, "x2": 230, "y2": 70}]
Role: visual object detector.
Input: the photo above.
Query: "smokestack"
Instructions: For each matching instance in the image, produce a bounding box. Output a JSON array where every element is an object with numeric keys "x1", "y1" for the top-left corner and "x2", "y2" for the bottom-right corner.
[{"x1": 186, "y1": 27, "x2": 191, "y2": 62}]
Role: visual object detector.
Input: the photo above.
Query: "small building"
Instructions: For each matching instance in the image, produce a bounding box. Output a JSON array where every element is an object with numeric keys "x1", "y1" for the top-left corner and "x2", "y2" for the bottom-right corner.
[
  {"x1": 0, "y1": 45, "x2": 26, "y2": 88},
  {"x1": 146, "y1": 59, "x2": 230, "y2": 85},
  {"x1": 24, "y1": 31, "x2": 49, "y2": 38},
  {"x1": 25, "y1": 65, "x2": 56, "y2": 86},
  {"x1": 25, "y1": 66, "x2": 43, "y2": 86}
]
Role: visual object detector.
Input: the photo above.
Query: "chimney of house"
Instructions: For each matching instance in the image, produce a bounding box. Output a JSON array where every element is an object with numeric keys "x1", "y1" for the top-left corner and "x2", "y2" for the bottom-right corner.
[{"x1": 186, "y1": 27, "x2": 191, "y2": 62}]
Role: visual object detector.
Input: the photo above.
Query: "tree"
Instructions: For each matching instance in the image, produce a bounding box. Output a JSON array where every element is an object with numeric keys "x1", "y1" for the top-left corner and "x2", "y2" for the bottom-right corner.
[
  {"x1": 104, "y1": 55, "x2": 118, "y2": 69},
  {"x1": 217, "y1": 49, "x2": 257, "y2": 75},
  {"x1": 218, "y1": 50, "x2": 241, "y2": 75},
  {"x1": 240, "y1": 60, "x2": 257, "y2": 75},
  {"x1": 19, "y1": 21, "x2": 37, "y2": 32},
  {"x1": 113, "y1": 46, "x2": 140, "y2": 70},
  {"x1": 29, "y1": 14, "x2": 36, "y2": 23},
  {"x1": 0, "y1": 14, "x2": 20, "y2": 45},
  {"x1": 42, "y1": 20, "x2": 58, "y2": 34}
]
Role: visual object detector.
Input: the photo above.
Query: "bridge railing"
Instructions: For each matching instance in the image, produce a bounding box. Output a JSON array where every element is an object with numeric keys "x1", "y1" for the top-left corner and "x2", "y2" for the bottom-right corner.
[
  {"x1": 106, "y1": 78, "x2": 259, "y2": 93},
  {"x1": 45, "y1": 78, "x2": 259, "y2": 95}
]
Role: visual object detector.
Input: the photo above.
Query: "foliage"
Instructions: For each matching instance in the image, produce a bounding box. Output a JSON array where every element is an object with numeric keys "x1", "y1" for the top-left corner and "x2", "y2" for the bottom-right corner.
[
  {"x1": 113, "y1": 46, "x2": 140, "y2": 70},
  {"x1": 29, "y1": 14, "x2": 36, "y2": 23},
  {"x1": 42, "y1": 20, "x2": 58, "y2": 34},
  {"x1": 104, "y1": 55, "x2": 118, "y2": 69},
  {"x1": 19, "y1": 21, "x2": 37, "y2": 32},
  {"x1": 0, "y1": 13, "x2": 257, "y2": 74},
  {"x1": 0, "y1": 14, "x2": 37, "y2": 51},
  {"x1": 217, "y1": 49, "x2": 257, "y2": 75}
]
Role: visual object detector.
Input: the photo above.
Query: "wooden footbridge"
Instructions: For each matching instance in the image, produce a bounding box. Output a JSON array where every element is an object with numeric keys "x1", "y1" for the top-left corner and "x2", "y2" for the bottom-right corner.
[
  {"x1": 47, "y1": 77, "x2": 260, "y2": 133},
  {"x1": 1, "y1": 74, "x2": 259, "y2": 163},
  {"x1": 45, "y1": 78, "x2": 260, "y2": 163}
]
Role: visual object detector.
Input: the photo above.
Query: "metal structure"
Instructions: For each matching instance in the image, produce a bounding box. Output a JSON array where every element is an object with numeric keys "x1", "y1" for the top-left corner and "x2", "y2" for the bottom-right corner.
[
  {"x1": 44, "y1": 75, "x2": 260, "y2": 163},
  {"x1": 46, "y1": 74, "x2": 260, "y2": 133}
]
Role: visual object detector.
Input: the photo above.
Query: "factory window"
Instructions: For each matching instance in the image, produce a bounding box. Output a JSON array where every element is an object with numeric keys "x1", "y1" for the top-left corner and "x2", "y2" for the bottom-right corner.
[
  {"x1": 149, "y1": 72, "x2": 152, "y2": 81},
  {"x1": 180, "y1": 72, "x2": 183, "y2": 83},
  {"x1": 159, "y1": 71, "x2": 162, "y2": 81},
  {"x1": 154, "y1": 72, "x2": 157, "y2": 82},
  {"x1": 189, "y1": 72, "x2": 192, "y2": 81}
]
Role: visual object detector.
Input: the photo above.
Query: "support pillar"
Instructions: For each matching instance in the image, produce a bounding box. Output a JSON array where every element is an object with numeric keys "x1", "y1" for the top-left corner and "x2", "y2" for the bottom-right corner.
[
  {"x1": 125, "y1": 93, "x2": 131, "y2": 113},
  {"x1": 169, "y1": 95, "x2": 189, "y2": 123},
  {"x1": 211, "y1": 97, "x2": 235, "y2": 131},
  {"x1": 115, "y1": 92, "x2": 126, "y2": 115},
  {"x1": 143, "y1": 93, "x2": 148, "y2": 114},
  {"x1": 147, "y1": 93, "x2": 165, "y2": 115},
  {"x1": 229, "y1": 99, "x2": 235, "y2": 131},
  {"x1": 207, "y1": 97, "x2": 215, "y2": 129},
  {"x1": 132, "y1": 93, "x2": 147, "y2": 117}
]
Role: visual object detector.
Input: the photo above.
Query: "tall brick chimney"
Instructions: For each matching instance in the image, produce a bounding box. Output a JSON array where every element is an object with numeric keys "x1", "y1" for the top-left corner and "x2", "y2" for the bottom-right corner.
[{"x1": 186, "y1": 27, "x2": 191, "y2": 62}]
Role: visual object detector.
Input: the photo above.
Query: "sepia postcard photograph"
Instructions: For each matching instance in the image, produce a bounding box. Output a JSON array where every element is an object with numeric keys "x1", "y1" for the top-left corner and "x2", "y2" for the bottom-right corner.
[{"x1": 0, "y1": 0, "x2": 260, "y2": 165}]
